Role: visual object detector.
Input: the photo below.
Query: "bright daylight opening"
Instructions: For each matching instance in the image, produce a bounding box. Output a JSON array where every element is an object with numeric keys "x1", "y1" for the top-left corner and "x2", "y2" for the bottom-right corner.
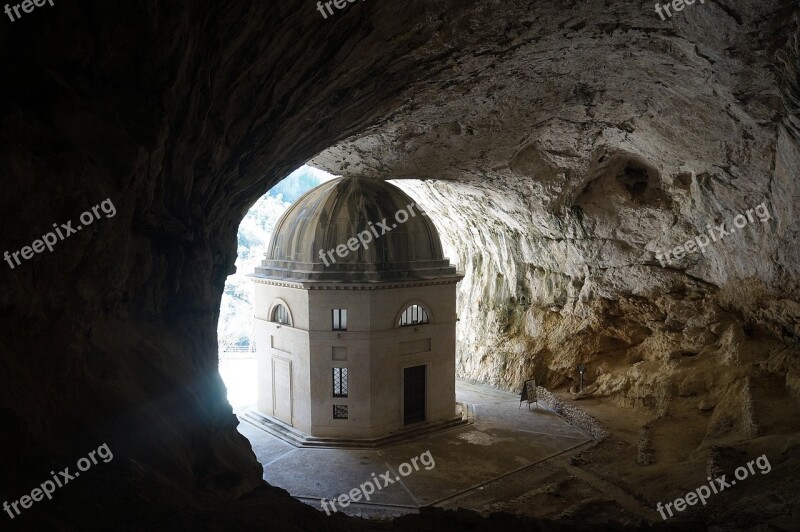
[{"x1": 218, "y1": 165, "x2": 336, "y2": 411}]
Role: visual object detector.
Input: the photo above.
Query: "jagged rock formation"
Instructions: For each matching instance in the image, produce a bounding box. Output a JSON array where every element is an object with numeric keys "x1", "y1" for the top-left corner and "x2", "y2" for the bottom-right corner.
[
  {"x1": 314, "y1": 0, "x2": 800, "y2": 476},
  {"x1": 0, "y1": 0, "x2": 797, "y2": 529}
]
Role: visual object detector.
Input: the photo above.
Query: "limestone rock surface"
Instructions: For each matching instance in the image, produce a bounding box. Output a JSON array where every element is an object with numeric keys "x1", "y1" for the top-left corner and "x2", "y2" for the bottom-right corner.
[{"x1": 313, "y1": 0, "x2": 800, "y2": 458}]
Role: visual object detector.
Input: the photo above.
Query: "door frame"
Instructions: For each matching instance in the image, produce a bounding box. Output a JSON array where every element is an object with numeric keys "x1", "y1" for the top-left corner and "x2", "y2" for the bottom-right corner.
[
  {"x1": 401, "y1": 363, "x2": 427, "y2": 426},
  {"x1": 271, "y1": 356, "x2": 293, "y2": 426}
]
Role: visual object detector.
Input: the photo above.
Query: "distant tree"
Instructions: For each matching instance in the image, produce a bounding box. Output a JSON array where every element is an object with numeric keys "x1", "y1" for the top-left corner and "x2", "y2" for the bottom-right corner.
[
  {"x1": 217, "y1": 166, "x2": 333, "y2": 352},
  {"x1": 270, "y1": 165, "x2": 334, "y2": 203}
]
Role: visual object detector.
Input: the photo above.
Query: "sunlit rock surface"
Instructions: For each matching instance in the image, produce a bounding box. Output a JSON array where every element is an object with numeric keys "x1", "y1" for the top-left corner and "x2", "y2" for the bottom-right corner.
[
  {"x1": 0, "y1": 0, "x2": 797, "y2": 528},
  {"x1": 312, "y1": 0, "x2": 800, "y2": 499}
]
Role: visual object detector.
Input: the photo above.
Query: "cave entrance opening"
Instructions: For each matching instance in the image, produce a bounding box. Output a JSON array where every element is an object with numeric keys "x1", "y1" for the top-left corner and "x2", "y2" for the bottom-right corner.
[{"x1": 217, "y1": 165, "x2": 336, "y2": 413}]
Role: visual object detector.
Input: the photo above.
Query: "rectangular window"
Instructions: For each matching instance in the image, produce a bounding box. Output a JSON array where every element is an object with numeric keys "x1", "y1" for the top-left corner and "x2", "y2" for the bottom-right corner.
[
  {"x1": 333, "y1": 367, "x2": 348, "y2": 397},
  {"x1": 332, "y1": 309, "x2": 347, "y2": 331},
  {"x1": 333, "y1": 405, "x2": 348, "y2": 419}
]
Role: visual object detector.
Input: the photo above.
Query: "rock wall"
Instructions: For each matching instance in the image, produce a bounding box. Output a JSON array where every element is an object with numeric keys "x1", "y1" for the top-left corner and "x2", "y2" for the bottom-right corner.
[
  {"x1": 0, "y1": 0, "x2": 534, "y2": 528},
  {"x1": 314, "y1": 0, "x2": 800, "y2": 449},
  {"x1": 0, "y1": 0, "x2": 797, "y2": 528}
]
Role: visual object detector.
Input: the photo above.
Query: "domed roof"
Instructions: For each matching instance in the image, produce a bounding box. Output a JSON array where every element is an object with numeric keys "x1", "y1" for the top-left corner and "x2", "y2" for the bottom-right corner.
[{"x1": 253, "y1": 177, "x2": 461, "y2": 283}]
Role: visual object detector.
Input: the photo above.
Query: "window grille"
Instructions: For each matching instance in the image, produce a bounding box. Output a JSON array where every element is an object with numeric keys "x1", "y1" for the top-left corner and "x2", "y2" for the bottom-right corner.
[
  {"x1": 272, "y1": 304, "x2": 291, "y2": 325},
  {"x1": 333, "y1": 367, "x2": 348, "y2": 397},
  {"x1": 332, "y1": 309, "x2": 347, "y2": 330},
  {"x1": 399, "y1": 304, "x2": 429, "y2": 327}
]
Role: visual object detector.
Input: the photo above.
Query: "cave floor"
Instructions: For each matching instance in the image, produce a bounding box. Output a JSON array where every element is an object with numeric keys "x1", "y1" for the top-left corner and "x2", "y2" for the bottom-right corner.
[{"x1": 237, "y1": 381, "x2": 592, "y2": 519}]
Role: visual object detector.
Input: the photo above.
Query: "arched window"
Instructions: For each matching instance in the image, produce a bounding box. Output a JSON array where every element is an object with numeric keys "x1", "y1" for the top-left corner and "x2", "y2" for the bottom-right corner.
[
  {"x1": 271, "y1": 304, "x2": 291, "y2": 326},
  {"x1": 398, "y1": 304, "x2": 429, "y2": 327}
]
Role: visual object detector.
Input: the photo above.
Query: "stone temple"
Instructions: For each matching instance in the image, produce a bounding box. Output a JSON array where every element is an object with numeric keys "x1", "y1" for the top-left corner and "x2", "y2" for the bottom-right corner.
[{"x1": 247, "y1": 177, "x2": 464, "y2": 442}]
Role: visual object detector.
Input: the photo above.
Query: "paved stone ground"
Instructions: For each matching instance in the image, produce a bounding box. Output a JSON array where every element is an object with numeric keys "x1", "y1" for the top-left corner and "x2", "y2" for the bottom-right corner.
[{"x1": 237, "y1": 380, "x2": 591, "y2": 519}]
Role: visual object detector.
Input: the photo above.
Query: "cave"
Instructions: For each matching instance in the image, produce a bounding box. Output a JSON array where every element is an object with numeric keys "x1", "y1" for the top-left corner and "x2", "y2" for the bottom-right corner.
[{"x1": 1, "y1": 1, "x2": 798, "y2": 530}]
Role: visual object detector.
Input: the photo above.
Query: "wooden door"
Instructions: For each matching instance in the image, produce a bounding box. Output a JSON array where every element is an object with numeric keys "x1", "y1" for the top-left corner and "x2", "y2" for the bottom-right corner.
[
  {"x1": 403, "y1": 365, "x2": 426, "y2": 425},
  {"x1": 272, "y1": 358, "x2": 292, "y2": 425}
]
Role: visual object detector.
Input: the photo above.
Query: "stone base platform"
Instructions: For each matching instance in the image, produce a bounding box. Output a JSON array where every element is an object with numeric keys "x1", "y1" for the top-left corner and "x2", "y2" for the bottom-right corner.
[{"x1": 241, "y1": 403, "x2": 473, "y2": 449}]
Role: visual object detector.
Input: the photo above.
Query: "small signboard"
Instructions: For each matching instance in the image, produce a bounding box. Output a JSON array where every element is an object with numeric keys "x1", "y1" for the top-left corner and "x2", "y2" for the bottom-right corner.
[{"x1": 519, "y1": 379, "x2": 538, "y2": 410}]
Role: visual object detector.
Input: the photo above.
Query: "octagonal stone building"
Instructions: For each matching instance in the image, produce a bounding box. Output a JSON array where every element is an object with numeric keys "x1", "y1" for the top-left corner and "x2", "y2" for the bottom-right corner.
[{"x1": 247, "y1": 176, "x2": 464, "y2": 443}]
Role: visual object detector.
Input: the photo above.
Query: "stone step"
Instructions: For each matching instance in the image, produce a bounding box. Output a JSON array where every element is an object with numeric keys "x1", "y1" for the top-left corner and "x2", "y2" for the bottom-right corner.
[{"x1": 240, "y1": 403, "x2": 473, "y2": 449}]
